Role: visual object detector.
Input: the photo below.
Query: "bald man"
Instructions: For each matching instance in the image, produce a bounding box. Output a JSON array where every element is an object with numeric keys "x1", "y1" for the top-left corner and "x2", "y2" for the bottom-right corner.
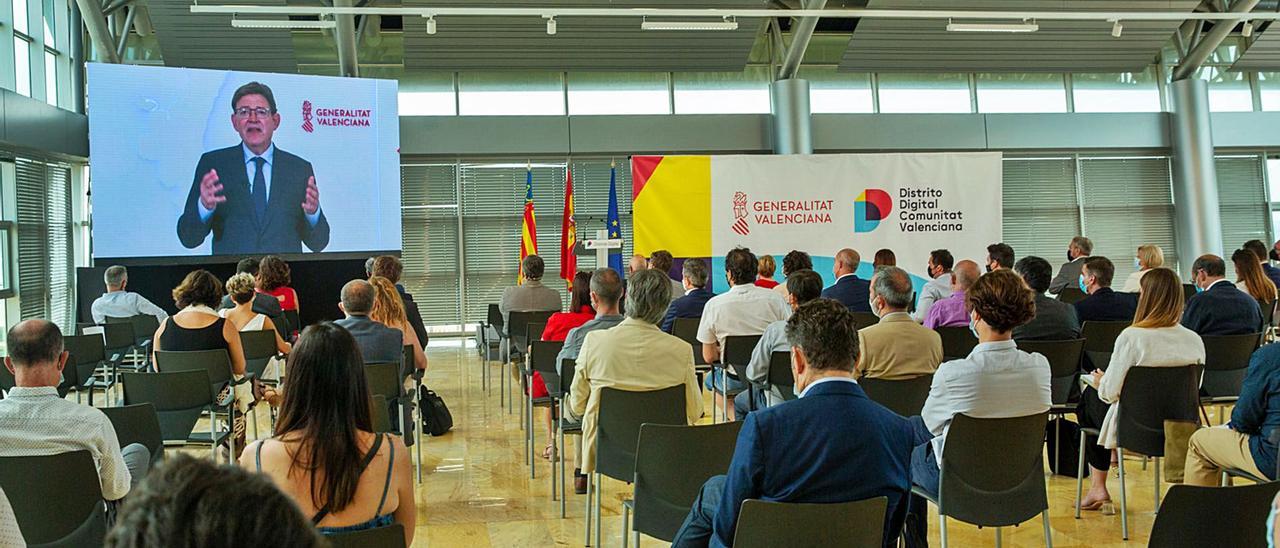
[
  {"x1": 820, "y1": 248, "x2": 871, "y2": 313},
  {"x1": 923, "y1": 260, "x2": 981, "y2": 329},
  {"x1": 334, "y1": 279, "x2": 402, "y2": 365},
  {"x1": 629, "y1": 254, "x2": 648, "y2": 276}
]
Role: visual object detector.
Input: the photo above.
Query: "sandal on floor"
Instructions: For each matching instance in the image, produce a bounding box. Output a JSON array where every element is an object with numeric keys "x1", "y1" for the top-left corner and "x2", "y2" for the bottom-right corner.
[{"x1": 1079, "y1": 498, "x2": 1112, "y2": 512}]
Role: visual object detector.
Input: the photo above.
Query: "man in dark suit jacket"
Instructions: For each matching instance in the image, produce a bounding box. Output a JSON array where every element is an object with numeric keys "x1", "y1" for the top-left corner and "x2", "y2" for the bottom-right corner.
[
  {"x1": 334, "y1": 280, "x2": 403, "y2": 365},
  {"x1": 369, "y1": 255, "x2": 429, "y2": 348},
  {"x1": 1184, "y1": 254, "x2": 1264, "y2": 336},
  {"x1": 1012, "y1": 256, "x2": 1080, "y2": 341},
  {"x1": 219, "y1": 257, "x2": 289, "y2": 339},
  {"x1": 672, "y1": 300, "x2": 915, "y2": 548},
  {"x1": 176, "y1": 82, "x2": 330, "y2": 255},
  {"x1": 820, "y1": 248, "x2": 872, "y2": 313},
  {"x1": 1074, "y1": 256, "x2": 1139, "y2": 323},
  {"x1": 661, "y1": 258, "x2": 715, "y2": 332}
]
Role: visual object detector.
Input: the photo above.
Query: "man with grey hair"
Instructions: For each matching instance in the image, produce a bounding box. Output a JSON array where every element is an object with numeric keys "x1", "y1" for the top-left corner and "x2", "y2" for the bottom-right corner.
[
  {"x1": 569, "y1": 269, "x2": 703, "y2": 482},
  {"x1": 90, "y1": 265, "x2": 168, "y2": 324},
  {"x1": 1049, "y1": 236, "x2": 1093, "y2": 294},
  {"x1": 553, "y1": 268, "x2": 626, "y2": 494},
  {"x1": 857, "y1": 267, "x2": 943, "y2": 380},
  {"x1": 661, "y1": 258, "x2": 716, "y2": 333},
  {"x1": 821, "y1": 248, "x2": 872, "y2": 313},
  {"x1": 0, "y1": 320, "x2": 151, "y2": 502},
  {"x1": 334, "y1": 279, "x2": 402, "y2": 365},
  {"x1": 499, "y1": 254, "x2": 563, "y2": 327}
]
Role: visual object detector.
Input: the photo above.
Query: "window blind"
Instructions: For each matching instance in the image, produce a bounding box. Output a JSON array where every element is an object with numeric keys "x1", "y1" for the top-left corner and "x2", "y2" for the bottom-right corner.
[
  {"x1": 400, "y1": 164, "x2": 461, "y2": 327},
  {"x1": 15, "y1": 157, "x2": 73, "y2": 331},
  {"x1": 1001, "y1": 158, "x2": 1080, "y2": 267},
  {"x1": 1079, "y1": 157, "x2": 1178, "y2": 279},
  {"x1": 1215, "y1": 156, "x2": 1268, "y2": 278}
]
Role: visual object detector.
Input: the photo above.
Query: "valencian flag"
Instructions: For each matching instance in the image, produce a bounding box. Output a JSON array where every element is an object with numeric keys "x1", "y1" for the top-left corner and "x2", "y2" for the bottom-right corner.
[
  {"x1": 606, "y1": 162, "x2": 624, "y2": 276},
  {"x1": 519, "y1": 167, "x2": 538, "y2": 285},
  {"x1": 559, "y1": 169, "x2": 577, "y2": 289}
]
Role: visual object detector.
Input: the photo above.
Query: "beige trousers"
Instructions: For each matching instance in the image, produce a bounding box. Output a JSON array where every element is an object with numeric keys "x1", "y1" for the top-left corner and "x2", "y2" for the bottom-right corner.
[{"x1": 1184, "y1": 426, "x2": 1266, "y2": 486}]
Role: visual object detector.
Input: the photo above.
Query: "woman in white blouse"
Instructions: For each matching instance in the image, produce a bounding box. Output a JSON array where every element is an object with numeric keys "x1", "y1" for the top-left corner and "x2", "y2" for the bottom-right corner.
[
  {"x1": 1120, "y1": 244, "x2": 1164, "y2": 293},
  {"x1": 1076, "y1": 267, "x2": 1205, "y2": 512}
]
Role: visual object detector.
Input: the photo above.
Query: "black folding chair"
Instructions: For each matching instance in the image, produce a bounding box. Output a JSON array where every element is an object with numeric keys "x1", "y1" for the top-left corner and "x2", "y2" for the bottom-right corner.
[
  {"x1": 1149, "y1": 483, "x2": 1280, "y2": 548},
  {"x1": 122, "y1": 369, "x2": 233, "y2": 464},
  {"x1": 671, "y1": 317, "x2": 707, "y2": 366},
  {"x1": 506, "y1": 310, "x2": 557, "y2": 415},
  {"x1": 519, "y1": 321, "x2": 548, "y2": 446},
  {"x1": 63, "y1": 333, "x2": 115, "y2": 405},
  {"x1": 1080, "y1": 320, "x2": 1129, "y2": 371},
  {"x1": 101, "y1": 321, "x2": 140, "y2": 375},
  {"x1": 764, "y1": 351, "x2": 795, "y2": 403},
  {"x1": 935, "y1": 326, "x2": 977, "y2": 361},
  {"x1": 1075, "y1": 365, "x2": 1201, "y2": 540},
  {"x1": 557, "y1": 357, "x2": 583, "y2": 519},
  {"x1": 1183, "y1": 283, "x2": 1197, "y2": 303},
  {"x1": 101, "y1": 403, "x2": 165, "y2": 466},
  {"x1": 621, "y1": 422, "x2": 743, "y2": 546},
  {"x1": 328, "y1": 522, "x2": 407, "y2": 548},
  {"x1": 1056, "y1": 287, "x2": 1087, "y2": 305},
  {"x1": 734, "y1": 497, "x2": 888, "y2": 548},
  {"x1": 525, "y1": 339, "x2": 563, "y2": 482},
  {"x1": 588, "y1": 385, "x2": 688, "y2": 547},
  {"x1": 105, "y1": 314, "x2": 160, "y2": 369},
  {"x1": 0, "y1": 450, "x2": 106, "y2": 547},
  {"x1": 1016, "y1": 338, "x2": 1085, "y2": 472},
  {"x1": 851, "y1": 311, "x2": 880, "y2": 330},
  {"x1": 370, "y1": 394, "x2": 393, "y2": 434},
  {"x1": 860, "y1": 375, "x2": 934, "y2": 418},
  {"x1": 1199, "y1": 333, "x2": 1263, "y2": 423},
  {"x1": 365, "y1": 362, "x2": 404, "y2": 436},
  {"x1": 913, "y1": 412, "x2": 1052, "y2": 548},
  {"x1": 482, "y1": 303, "x2": 505, "y2": 392},
  {"x1": 715, "y1": 334, "x2": 761, "y2": 422}
]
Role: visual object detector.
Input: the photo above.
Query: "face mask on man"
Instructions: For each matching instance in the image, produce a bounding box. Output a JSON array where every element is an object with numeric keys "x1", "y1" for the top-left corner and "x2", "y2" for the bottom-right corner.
[
  {"x1": 869, "y1": 295, "x2": 882, "y2": 318},
  {"x1": 1079, "y1": 275, "x2": 1089, "y2": 294},
  {"x1": 985, "y1": 263, "x2": 994, "y2": 273},
  {"x1": 1068, "y1": 250, "x2": 1075, "y2": 263}
]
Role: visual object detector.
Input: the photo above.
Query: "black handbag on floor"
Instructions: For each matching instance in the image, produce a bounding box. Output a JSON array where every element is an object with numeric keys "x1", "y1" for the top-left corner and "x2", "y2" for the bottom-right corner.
[
  {"x1": 1046, "y1": 417, "x2": 1081, "y2": 477},
  {"x1": 419, "y1": 385, "x2": 453, "y2": 436}
]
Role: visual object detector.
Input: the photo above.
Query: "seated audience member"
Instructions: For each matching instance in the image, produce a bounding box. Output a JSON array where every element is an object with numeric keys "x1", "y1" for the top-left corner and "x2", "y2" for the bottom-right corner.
[
  {"x1": 1186, "y1": 341, "x2": 1280, "y2": 485},
  {"x1": 219, "y1": 258, "x2": 284, "y2": 320},
  {"x1": 1183, "y1": 254, "x2": 1264, "y2": 336},
  {"x1": 554, "y1": 268, "x2": 625, "y2": 494},
  {"x1": 912, "y1": 249, "x2": 954, "y2": 323},
  {"x1": 1049, "y1": 236, "x2": 1093, "y2": 294},
  {"x1": 371, "y1": 255, "x2": 429, "y2": 349},
  {"x1": 531, "y1": 271, "x2": 595, "y2": 460},
  {"x1": 672, "y1": 299, "x2": 916, "y2": 548},
  {"x1": 661, "y1": 258, "x2": 715, "y2": 333},
  {"x1": 0, "y1": 320, "x2": 150, "y2": 501},
  {"x1": 1077, "y1": 268, "x2": 1205, "y2": 511},
  {"x1": 1245, "y1": 239, "x2": 1280, "y2": 291},
  {"x1": 568, "y1": 270, "x2": 703, "y2": 477},
  {"x1": 1121, "y1": 244, "x2": 1164, "y2": 293},
  {"x1": 773, "y1": 250, "x2": 813, "y2": 299},
  {"x1": 821, "y1": 248, "x2": 872, "y2": 313},
  {"x1": 0, "y1": 488, "x2": 18, "y2": 548},
  {"x1": 500, "y1": 254, "x2": 563, "y2": 327},
  {"x1": 650, "y1": 249, "x2": 686, "y2": 299},
  {"x1": 858, "y1": 267, "x2": 943, "y2": 381},
  {"x1": 1234, "y1": 248, "x2": 1279, "y2": 308},
  {"x1": 985, "y1": 242, "x2": 1015, "y2": 272},
  {"x1": 335, "y1": 280, "x2": 403, "y2": 366},
  {"x1": 629, "y1": 254, "x2": 648, "y2": 276},
  {"x1": 923, "y1": 260, "x2": 981, "y2": 329},
  {"x1": 153, "y1": 270, "x2": 250, "y2": 451},
  {"x1": 92, "y1": 265, "x2": 168, "y2": 324},
  {"x1": 241, "y1": 322, "x2": 414, "y2": 546},
  {"x1": 257, "y1": 256, "x2": 300, "y2": 333},
  {"x1": 369, "y1": 276, "x2": 428, "y2": 372},
  {"x1": 221, "y1": 272, "x2": 291, "y2": 356},
  {"x1": 698, "y1": 248, "x2": 791, "y2": 421},
  {"x1": 906, "y1": 269, "x2": 1051, "y2": 541},
  {"x1": 1074, "y1": 256, "x2": 1139, "y2": 323},
  {"x1": 1012, "y1": 256, "x2": 1081, "y2": 341},
  {"x1": 742, "y1": 269, "x2": 824, "y2": 411},
  {"x1": 754, "y1": 255, "x2": 779, "y2": 289},
  {"x1": 873, "y1": 248, "x2": 897, "y2": 268},
  {"x1": 107, "y1": 454, "x2": 326, "y2": 548}
]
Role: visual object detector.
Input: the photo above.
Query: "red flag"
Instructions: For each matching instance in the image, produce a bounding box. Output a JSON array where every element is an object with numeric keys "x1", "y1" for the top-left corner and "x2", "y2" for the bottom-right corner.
[{"x1": 559, "y1": 170, "x2": 577, "y2": 289}]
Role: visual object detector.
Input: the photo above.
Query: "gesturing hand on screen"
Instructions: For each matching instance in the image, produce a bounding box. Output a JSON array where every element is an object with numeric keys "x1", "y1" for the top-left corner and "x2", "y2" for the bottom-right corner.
[
  {"x1": 302, "y1": 176, "x2": 320, "y2": 215},
  {"x1": 199, "y1": 169, "x2": 226, "y2": 210}
]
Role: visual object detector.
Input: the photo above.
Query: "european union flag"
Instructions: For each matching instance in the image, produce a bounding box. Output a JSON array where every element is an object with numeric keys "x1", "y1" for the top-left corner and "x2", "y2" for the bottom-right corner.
[{"x1": 607, "y1": 165, "x2": 623, "y2": 276}]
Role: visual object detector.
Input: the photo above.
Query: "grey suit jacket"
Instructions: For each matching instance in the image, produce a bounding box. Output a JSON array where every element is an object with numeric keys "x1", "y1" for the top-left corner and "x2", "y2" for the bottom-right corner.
[
  {"x1": 1049, "y1": 257, "x2": 1087, "y2": 295},
  {"x1": 498, "y1": 279, "x2": 562, "y2": 328},
  {"x1": 335, "y1": 315, "x2": 404, "y2": 366}
]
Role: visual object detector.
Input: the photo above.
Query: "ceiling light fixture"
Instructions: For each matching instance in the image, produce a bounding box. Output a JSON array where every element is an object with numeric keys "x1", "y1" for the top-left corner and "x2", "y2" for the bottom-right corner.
[
  {"x1": 640, "y1": 16, "x2": 738, "y2": 31},
  {"x1": 945, "y1": 18, "x2": 1038, "y2": 33},
  {"x1": 231, "y1": 16, "x2": 336, "y2": 29},
  {"x1": 545, "y1": 15, "x2": 556, "y2": 35},
  {"x1": 425, "y1": 15, "x2": 437, "y2": 34},
  {"x1": 1244, "y1": 20, "x2": 1254, "y2": 37},
  {"x1": 1111, "y1": 19, "x2": 1123, "y2": 38}
]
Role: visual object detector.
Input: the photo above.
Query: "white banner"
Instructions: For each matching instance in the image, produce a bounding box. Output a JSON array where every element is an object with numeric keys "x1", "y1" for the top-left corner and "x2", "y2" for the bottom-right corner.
[{"x1": 710, "y1": 152, "x2": 1002, "y2": 274}]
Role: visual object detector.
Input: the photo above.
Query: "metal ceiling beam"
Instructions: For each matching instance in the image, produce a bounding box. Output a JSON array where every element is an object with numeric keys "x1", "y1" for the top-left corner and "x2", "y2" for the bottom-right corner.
[
  {"x1": 776, "y1": 0, "x2": 825, "y2": 80},
  {"x1": 115, "y1": 5, "x2": 135, "y2": 59},
  {"x1": 333, "y1": 0, "x2": 360, "y2": 77},
  {"x1": 1173, "y1": 0, "x2": 1260, "y2": 80},
  {"x1": 189, "y1": 5, "x2": 1277, "y2": 22},
  {"x1": 75, "y1": 0, "x2": 120, "y2": 63}
]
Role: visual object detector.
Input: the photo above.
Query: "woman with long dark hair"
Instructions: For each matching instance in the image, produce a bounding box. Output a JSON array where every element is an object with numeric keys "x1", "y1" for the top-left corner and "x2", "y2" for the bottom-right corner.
[{"x1": 240, "y1": 322, "x2": 415, "y2": 544}]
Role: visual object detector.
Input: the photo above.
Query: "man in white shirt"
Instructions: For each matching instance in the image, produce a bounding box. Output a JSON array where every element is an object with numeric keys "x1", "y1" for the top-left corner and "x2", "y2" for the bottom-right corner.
[
  {"x1": 697, "y1": 247, "x2": 791, "y2": 421},
  {"x1": 903, "y1": 269, "x2": 1052, "y2": 544},
  {"x1": 912, "y1": 249, "x2": 954, "y2": 323},
  {"x1": 90, "y1": 265, "x2": 169, "y2": 325},
  {"x1": 0, "y1": 320, "x2": 151, "y2": 502}
]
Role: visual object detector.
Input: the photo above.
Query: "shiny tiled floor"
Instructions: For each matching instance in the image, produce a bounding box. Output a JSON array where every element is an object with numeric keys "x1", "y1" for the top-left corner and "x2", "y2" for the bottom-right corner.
[{"x1": 257, "y1": 339, "x2": 1201, "y2": 547}]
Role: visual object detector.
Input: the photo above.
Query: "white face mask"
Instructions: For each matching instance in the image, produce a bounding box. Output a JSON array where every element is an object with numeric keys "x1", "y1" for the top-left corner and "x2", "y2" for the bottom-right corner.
[
  {"x1": 869, "y1": 295, "x2": 882, "y2": 318},
  {"x1": 1133, "y1": 257, "x2": 1142, "y2": 270}
]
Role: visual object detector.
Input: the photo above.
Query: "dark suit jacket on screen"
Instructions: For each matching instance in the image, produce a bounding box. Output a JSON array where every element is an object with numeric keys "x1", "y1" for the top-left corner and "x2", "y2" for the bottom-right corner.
[
  {"x1": 821, "y1": 274, "x2": 872, "y2": 313},
  {"x1": 1182, "y1": 280, "x2": 1264, "y2": 336},
  {"x1": 176, "y1": 144, "x2": 330, "y2": 255}
]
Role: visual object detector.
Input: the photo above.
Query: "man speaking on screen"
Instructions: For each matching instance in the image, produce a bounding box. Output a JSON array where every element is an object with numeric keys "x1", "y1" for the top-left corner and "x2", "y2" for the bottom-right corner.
[{"x1": 176, "y1": 81, "x2": 330, "y2": 255}]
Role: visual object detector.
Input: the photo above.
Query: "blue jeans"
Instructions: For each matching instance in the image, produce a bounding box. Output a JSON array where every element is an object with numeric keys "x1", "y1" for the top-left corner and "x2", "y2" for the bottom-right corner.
[
  {"x1": 904, "y1": 417, "x2": 938, "y2": 548},
  {"x1": 672, "y1": 474, "x2": 726, "y2": 548},
  {"x1": 703, "y1": 369, "x2": 748, "y2": 394}
]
